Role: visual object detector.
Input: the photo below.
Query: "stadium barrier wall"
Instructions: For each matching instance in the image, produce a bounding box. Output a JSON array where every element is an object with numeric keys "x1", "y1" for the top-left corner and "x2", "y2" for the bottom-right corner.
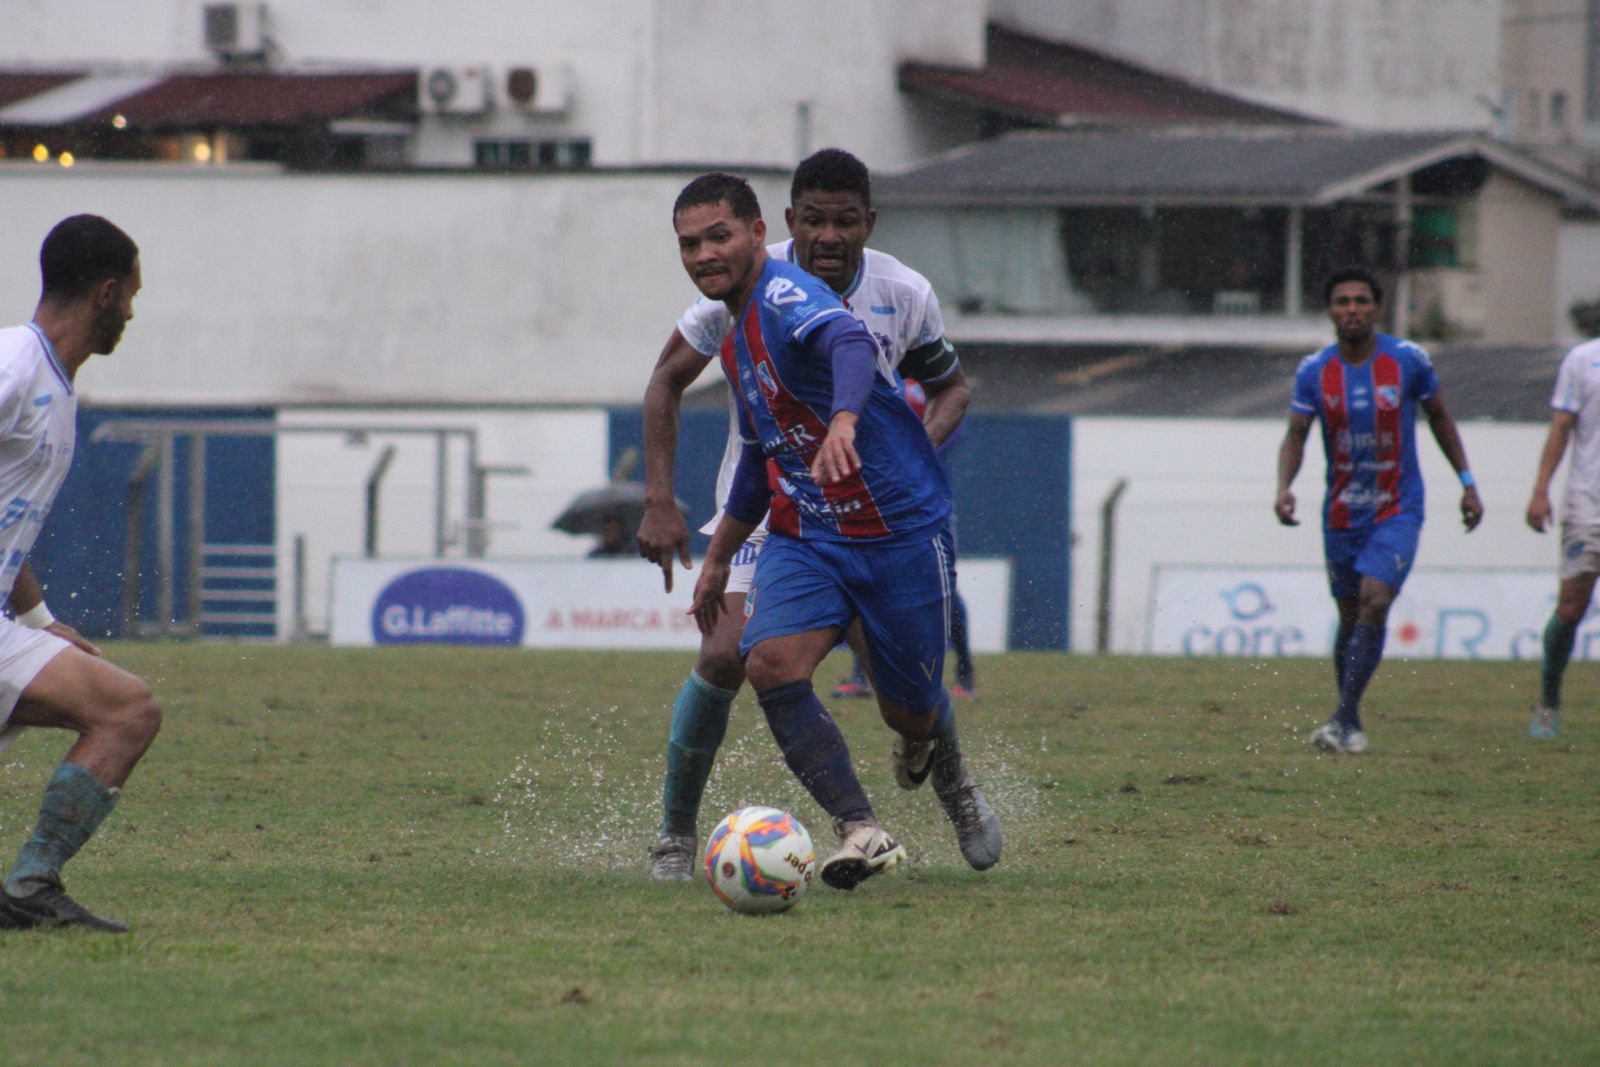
[{"x1": 327, "y1": 556, "x2": 1012, "y2": 651}]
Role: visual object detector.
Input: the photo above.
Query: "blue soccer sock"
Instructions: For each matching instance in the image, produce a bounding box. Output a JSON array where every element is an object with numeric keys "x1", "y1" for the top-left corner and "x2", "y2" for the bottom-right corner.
[
  {"x1": 1335, "y1": 624, "x2": 1386, "y2": 732},
  {"x1": 660, "y1": 670, "x2": 737, "y2": 837},
  {"x1": 5, "y1": 763, "x2": 119, "y2": 898},
  {"x1": 1541, "y1": 615, "x2": 1579, "y2": 710},
  {"x1": 1333, "y1": 620, "x2": 1354, "y2": 694},
  {"x1": 756, "y1": 680, "x2": 873, "y2": 825}
]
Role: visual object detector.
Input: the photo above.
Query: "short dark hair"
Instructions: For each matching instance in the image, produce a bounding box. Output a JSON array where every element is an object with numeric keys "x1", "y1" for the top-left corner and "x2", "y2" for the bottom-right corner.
[
  {"x1": 40, "y1": 214, "x2": 138, "y2": 299},
  {"x1": 1322, "y1": 266, "x2": 1383, "y2": 307},
  {"x1": 673, "y1": 172, "x2": 761, "y2": 224},
  {"x1": 790, "y1": 148, "x2": 871, "y2": 207}
]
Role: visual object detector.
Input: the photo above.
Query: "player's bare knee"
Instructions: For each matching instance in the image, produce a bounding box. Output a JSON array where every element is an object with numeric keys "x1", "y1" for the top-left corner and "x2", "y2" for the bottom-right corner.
[
  {"x1": 695, "y1": 646, "x2": 745, "y2": 692},
  {"x1": 744, "y1": 649, "x2": 799, "y2": 694},
  {"x1": 110, "y1": 684, "x2": 162, "y2": 751}
]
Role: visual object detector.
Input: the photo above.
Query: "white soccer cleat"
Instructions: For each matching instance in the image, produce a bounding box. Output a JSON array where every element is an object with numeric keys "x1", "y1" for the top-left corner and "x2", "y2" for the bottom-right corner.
[
  {"x1": 1309, "y1": 720, "x2": 1344, "y2": 752},
  {"x1": 934, "y1": 766, "x2": 1003, "y2": 870},
  {"x1": 647, "y1": 832, "x2": 697, "y2": 882},
  {"x1": 1528, "y1": 706, "x2": 1560, "y2": 739},
  {"x1": 1340, "y1": 729, "x2": 1369, "y2": 754},
  {"x1": 820, "y1": 820, "x2": 906, "y2": 891}
]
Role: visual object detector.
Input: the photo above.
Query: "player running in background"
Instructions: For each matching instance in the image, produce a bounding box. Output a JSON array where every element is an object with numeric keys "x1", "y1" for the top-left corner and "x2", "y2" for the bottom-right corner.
[
  {"x1": 671, "y1": 171, "x2": 998, "y2": 889},
  {"x1": 0, "y1": 215, "x2": 162, "y2": 933},
  {"x1": 637, "y1": 149, "x2": 970, "y2": 880},
  {"x1": 835, "y1": 377, "x2": 977, "y2": 700},
  {"x1": 1275, "y1": 266, "x2": 1482, "y2": 754},
  {"x1": 1523, "y1": 333, "x2": 1600, "y2": 737}
]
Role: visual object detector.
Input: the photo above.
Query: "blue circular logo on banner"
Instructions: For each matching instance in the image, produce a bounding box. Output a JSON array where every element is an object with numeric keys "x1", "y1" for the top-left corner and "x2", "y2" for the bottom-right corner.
[{"x1": 371, "y1": 567, "x2": 525, "y2": 645}]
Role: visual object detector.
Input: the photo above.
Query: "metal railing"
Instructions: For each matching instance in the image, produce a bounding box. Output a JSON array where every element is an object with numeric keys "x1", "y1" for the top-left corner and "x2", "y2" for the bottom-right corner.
[{"x1": 92, "y1": 418, "x2": 519, "y2": 639}]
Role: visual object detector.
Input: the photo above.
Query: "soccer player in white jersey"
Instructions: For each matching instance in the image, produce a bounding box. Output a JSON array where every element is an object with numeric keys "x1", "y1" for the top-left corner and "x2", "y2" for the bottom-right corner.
[
  {"x1": 637, "y1": 149, "x2": 970, "y2": 879},
  {"x1": 0, "y1": 216, "x2": 161, "y2": 933},
  {"x1": 1524, "y1": 335, "x2": 1600, "y2": 737}
]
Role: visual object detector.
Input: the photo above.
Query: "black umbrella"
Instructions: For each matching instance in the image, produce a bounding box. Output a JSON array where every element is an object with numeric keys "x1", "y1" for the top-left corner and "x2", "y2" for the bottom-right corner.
[{"x1": 551, "y1": 482, "x2": 688, "y2": 536}]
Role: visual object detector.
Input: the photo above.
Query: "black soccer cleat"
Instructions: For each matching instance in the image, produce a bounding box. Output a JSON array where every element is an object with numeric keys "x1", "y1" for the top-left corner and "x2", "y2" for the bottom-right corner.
[
  {"x1": 1, "y1": 882, "x2": 129, "y2": 934},
  {"x1": 0, "y1": 892, "x2": 40, "y2": 930}
]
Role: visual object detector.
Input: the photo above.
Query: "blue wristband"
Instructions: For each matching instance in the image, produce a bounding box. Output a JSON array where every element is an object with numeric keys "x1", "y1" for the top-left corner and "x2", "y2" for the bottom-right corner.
[{"x1": 1459, "y1": 470, "x2": 1476, "y2": 489}]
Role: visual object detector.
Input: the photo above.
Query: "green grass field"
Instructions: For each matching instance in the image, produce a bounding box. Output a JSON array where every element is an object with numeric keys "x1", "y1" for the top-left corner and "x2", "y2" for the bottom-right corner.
[{"x1": 0, "y1": 646, "x2": 1594, "y2": 1066}]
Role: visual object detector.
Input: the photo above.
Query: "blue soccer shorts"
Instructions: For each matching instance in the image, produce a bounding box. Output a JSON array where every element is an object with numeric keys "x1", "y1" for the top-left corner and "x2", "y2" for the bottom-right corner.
[
  {"x1": 740, "y1": 525, "x2": 956, "y2": 713},
  {"x1": 1323, "y1": 514, "x2": 1422, "y2": 599}
]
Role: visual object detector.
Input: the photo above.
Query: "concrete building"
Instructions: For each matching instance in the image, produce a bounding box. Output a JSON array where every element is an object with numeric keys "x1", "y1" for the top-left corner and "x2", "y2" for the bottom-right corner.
[
  {"x1": 991, "y1": 0, "x2": 1503, "y2": 131},
  {"x1": 0, "y1": 0, "x2": 986, "y2": 170}
]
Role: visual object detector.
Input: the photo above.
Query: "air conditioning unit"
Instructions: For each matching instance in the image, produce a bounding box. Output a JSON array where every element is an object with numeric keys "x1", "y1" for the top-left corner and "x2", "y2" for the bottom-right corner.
[
  {"x1": 504, "y1": 65, "x2": 575, "y2": 116},
  {"x1": 419, "y1": 65, "x2": 494, "y2": 116},
  {"x1": 204, "y1": 3, "x2": 268, "y2": 60}
]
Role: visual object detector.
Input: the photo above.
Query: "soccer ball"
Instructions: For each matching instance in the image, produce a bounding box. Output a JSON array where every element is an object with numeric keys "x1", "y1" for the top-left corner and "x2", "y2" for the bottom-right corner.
[{"x1": 703, "y1": 806, "x2": 815, "y2": 915}]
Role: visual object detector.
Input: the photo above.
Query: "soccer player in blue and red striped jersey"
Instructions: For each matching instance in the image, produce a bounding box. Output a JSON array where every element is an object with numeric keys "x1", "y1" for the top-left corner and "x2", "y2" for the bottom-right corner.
[
  {"x1": 1276, "y1": 267, "x2": 1483, "y2": 753},
  {"x1": 673, "y1": 172, "x2": 1000, "y2": 889}
]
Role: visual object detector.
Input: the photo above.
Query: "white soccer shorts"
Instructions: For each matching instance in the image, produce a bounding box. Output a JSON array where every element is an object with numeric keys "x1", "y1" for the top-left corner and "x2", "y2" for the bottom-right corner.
[
  {"x1": 1559, "y1": 521, "x2": 1600, "y2": 582},
  {"x1": 0, "y1": 617, "x2": 71, "y2": 756},
  {"x1": 726, "y1": 529, "x2": 767, "y2": 595}
]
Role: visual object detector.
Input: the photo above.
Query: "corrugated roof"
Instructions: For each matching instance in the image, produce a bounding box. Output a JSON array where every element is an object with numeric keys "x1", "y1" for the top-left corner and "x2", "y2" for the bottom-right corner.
[
  {"x1": 876, "y1": 127, "x2": 1600, "y2": 210},
  {"x1": 0, "y1": 70, "x2": 416, "y2": 129},
  {"x1": 950, "y1": 342, "x2": 1564, "y2": 420},
  {"x1": 900, "y1": 25, "x2": 1320, "y2": 128}
]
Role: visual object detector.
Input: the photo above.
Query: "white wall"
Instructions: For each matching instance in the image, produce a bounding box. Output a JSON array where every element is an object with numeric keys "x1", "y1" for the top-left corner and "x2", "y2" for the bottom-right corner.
[
  {"x1": 0, "y1": 165, "x2": 788, "y2": 405},
  {"x1": 992, "y1": 0, "x2": 1501, "y2": 130},
  {"x1": 1071, "y1": 416, "x2": 1557, "y2": 653},
  {"x1": 0, "y1": 0, "x2": 986, "y2": 168}
]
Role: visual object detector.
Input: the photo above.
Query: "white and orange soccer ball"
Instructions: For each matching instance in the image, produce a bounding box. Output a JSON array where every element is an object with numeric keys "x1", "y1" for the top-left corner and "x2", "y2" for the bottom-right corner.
[{"x1": 703, "y1": 806, "x2": 815, "y2": 915}]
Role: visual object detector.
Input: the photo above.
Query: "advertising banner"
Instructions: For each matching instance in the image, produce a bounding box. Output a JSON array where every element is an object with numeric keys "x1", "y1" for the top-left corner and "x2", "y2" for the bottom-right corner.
[
  {"x1": 331, "y1": 556, "x2": 1013, "y2": 651},
  {"x1": 1148, "y1": 565, "x2": 1584, "y2": 661}
]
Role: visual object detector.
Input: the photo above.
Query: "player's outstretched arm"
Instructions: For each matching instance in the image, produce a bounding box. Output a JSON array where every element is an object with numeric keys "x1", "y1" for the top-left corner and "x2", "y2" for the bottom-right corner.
[
  {"x1": 1275, "y1": 413, "x2": 1313, "y2": 526},
  {"x1": 1421, "y1": 393, "x2": 1484, "y2": 531},
  {"x1": 8, "y1": 560, "x2": 100, "y2": 655},
  {"x1": 1527, "y1": 410, "x2": 1576, "y2": 533},
  {"x1": 639, "y1": 329, "x2": 712, "y2": 591}
]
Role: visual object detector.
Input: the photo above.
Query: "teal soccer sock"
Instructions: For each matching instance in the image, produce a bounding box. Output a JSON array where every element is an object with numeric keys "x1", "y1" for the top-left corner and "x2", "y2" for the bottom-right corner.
[
  {"x1": 5, "y1": 763, "x2": 119, "y2": 898},
  {"x1": 1541, "y1": 615, "x2": 1579, "y2": 710},
  {"x1": 660, "y1": 670, "x2": 736, "y2": 836}
]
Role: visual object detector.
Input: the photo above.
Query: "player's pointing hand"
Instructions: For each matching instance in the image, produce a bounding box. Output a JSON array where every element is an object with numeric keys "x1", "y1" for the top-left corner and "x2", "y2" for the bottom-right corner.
[{"x1": 637, "y1": 501, "x2": 693, "y2": 592}]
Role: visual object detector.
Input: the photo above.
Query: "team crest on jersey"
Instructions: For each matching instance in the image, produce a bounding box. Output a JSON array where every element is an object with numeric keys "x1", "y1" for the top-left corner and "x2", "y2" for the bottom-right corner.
[
  {"x1": 1376, "y1": 384, "x2": 1400, "y2": 411},
  {"x1": 755, "y1": 360, "x2": 779, "y2": 400}
]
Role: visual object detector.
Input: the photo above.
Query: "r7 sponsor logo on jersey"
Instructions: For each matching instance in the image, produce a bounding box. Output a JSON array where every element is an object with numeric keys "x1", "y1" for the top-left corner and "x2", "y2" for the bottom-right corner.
[{"x1": 763, "y1": 277, "x2": 807, "y2": 306}]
